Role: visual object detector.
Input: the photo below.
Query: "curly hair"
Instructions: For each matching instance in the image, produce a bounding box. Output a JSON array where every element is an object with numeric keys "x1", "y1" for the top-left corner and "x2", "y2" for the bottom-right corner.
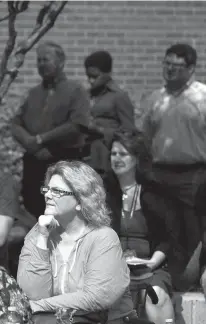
[{"x1": 45, "y1": 160, "x2": 111, "y2": 228}]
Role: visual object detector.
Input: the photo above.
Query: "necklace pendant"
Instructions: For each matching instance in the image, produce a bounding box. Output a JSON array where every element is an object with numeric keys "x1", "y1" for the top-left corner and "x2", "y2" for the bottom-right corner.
[
  {"x1": 122, "y1": 210, "x2": 125, "y2": 219},
  {"x1": 122, "y1": 193, "x2": 127, "y2": 200}
]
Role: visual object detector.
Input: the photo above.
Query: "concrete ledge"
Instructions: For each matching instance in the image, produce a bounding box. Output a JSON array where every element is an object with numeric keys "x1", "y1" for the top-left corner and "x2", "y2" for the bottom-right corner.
[{"x1": 173, "y1": 292, "x2": 206, "y2": 324}]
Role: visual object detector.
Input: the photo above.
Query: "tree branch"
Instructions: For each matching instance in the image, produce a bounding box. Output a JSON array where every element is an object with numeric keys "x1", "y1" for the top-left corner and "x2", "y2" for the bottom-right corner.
[
  {"x1": 0, "y1": 2, "x2": 17, "y2": 85},
  {"x1": 0, "y1": 1, "x2": 30, "y2": 88},
  {"x1": 30, "y1": 1, "x2": 53, "y2": 37},
  {"x1": 0, "y1": 1, "x2": 29, "y2": 22},
  {"x1": 16, "y1": 1, "x2": 67, "y2": 55},
  {"x1": 0, "y1": 13, "x2": 10, "y2": 23},
  {"x1": 0, "y1": 1, "x2": 67, "y2": 103}
]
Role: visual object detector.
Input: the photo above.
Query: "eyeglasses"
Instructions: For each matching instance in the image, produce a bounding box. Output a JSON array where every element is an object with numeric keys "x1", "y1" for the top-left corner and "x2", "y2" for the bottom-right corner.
[
  {"x1": 40, "y1": 186, "x2": 74, "y2": 198},
  {"x1": 162, "y1": 60, "x2": 187, "y2": 69}
]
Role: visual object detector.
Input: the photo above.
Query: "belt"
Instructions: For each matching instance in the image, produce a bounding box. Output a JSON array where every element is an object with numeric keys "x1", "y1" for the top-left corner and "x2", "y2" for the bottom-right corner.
[{"x1": 153, "y1": 162, "x2": 206, "y2": 173}]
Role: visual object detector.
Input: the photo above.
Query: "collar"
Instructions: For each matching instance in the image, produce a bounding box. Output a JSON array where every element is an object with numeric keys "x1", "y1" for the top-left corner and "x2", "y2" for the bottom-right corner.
[
  {"x1": 49, "y1": 223, "x2": 95, "y2": 243},
  {"x1": 105, "y1": 79, "x2": 120, "y2": 92},
  {"x1": 90, "y1": 78, "x2": 121, "y2": 98},
  {"x1": 42, "y1": 71, "x2": 67, "y2": 89},
  {"x1": 164, "y1": 75, "x2": 195, "y2": 97}
]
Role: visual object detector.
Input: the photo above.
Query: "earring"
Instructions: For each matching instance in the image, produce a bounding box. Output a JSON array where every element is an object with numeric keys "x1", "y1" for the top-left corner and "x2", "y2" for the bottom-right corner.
[{"x1": 75, "y1": 205, "x2": 81, "y2": 211}]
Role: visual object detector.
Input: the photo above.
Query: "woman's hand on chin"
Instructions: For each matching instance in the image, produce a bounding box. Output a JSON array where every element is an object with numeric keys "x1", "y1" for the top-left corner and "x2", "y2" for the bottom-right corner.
[{"x1": 38, "y1": 214, "x2": 60, "y2": 237}]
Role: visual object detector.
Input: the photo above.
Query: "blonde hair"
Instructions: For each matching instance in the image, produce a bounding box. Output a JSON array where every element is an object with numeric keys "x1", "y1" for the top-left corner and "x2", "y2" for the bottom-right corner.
[{"x1": 45, "y1": 160, "x2": 111, "y2": 228}]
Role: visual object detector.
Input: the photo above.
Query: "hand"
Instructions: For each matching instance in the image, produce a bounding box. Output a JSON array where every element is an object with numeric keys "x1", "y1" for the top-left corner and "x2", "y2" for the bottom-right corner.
[
  {"x1": 24, "y1": 135, "x2": 41, "y2": 153},
  {"x1": 123, "y1": 249, "x2": 137, "y2": 259},
  {"x1": 35, "y1": 148, "x2": 53, "y2": 160},
  {"x1": 125, "y1": 255, "x2": 149, "y2": 264},
  {"x1": 88, "y1": 120, "x2": 104, "y2": 135},
  {"x1": 38, "y1": 215, "x2": 59, "y2": 237},
  {"x1": 29, "y1": 300, "x2": 38, "y2": 313}
]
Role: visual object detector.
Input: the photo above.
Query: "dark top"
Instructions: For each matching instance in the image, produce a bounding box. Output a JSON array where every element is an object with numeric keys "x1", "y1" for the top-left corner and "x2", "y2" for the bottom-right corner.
[
  {"x1": 13, "y1": 73, "x2": 90, "y2": 156},
  {"x1": 89, "y1": 80, "x2": 136, "y2": 171},
  {"x1": 120, "y1": 209, "x2": 150, "y2": 259},
  {"x1": 104, "y1": 172, "x2": 169, "y2": 259},
  {"x1": 91, "y1": 80, "x2": 135, "y2": 132}
]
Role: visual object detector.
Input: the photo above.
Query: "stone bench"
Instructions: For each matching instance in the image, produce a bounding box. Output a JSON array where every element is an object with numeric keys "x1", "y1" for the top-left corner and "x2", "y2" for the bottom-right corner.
[{"x1": 174, "y1": 292, "x2": 206, "y2": 324}]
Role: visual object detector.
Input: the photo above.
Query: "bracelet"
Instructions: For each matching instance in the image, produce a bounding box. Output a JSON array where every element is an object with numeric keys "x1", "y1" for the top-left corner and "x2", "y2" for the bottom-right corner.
[{"x1": 36, "y1": 134, "x2": 43, "y2": 145}]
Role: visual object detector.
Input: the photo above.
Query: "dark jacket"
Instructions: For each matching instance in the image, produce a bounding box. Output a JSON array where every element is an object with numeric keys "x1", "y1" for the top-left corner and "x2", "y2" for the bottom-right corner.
[{"x1": 104, "y1": 172, "x2": 170, "y2": 259}]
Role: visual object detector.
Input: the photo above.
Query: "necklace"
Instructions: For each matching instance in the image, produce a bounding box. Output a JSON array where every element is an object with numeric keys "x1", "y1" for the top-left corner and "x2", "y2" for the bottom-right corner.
[
  {"x1": 122, "y1": 185, "x2": 141, "y2": 220},
  {"x1": 122, "y1": 183, "x2": 137, "y2": 200}
]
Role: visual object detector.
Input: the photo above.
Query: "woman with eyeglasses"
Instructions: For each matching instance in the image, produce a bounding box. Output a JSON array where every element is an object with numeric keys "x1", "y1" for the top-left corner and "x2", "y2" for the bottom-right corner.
[
  {"x1": 17, "y1": 160, "x2": 139, "y2": 324},
  {"x1": 104, "y1": 131, "x2": 174, "y2": 324}
]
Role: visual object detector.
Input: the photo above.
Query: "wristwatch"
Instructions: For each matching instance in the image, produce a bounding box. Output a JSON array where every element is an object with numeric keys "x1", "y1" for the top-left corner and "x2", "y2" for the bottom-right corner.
[{"x1": 36, "y1": 134, "x2": 43, "y2": 145}]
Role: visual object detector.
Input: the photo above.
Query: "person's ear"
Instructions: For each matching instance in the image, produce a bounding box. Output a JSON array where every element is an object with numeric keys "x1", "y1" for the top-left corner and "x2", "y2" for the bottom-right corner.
[{"x1": 188, "y1": 64, "x2": 195, "y2": 76}]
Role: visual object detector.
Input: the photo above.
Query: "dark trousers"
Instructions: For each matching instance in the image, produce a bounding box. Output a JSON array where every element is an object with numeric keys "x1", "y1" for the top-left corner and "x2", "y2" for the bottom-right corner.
[
  {"x1": 141, "y1": 163, "x2": 206, "y2": 291},
  {"x1": 22, "y1": 148, "x2": 89, "y2": 218}
]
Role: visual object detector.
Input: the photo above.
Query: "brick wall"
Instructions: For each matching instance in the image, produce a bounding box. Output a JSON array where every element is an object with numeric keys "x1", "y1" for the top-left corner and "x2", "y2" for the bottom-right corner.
[
  {"x1": 1, "y1": 1, "x2": 206, "y2": 109},
  {"x1": 0, "y1": 1, "x2": 206, "y2": 173}
]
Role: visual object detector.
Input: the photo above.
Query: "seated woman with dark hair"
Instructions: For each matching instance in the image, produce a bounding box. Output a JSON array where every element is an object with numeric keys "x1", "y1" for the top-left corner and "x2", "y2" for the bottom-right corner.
[
  {"x1": 17, "y1": 160, "x2": 140, "y2": 324},
  {"x1": 104, "y1": 131, "x2": 174, "y2": 324}
]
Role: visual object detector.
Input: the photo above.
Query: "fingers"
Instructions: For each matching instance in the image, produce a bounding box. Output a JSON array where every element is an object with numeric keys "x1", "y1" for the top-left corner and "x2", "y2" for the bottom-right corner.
[
  {"x1": 39, "y1": 215, "x2": 58, "y2": 227},
  {"x1": 38, "y1": 215, "x2": 59, "y2": 237}
]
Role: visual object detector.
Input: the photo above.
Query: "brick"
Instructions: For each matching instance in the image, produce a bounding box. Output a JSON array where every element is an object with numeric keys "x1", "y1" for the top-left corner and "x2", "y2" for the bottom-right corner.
[{"x1": 0, "y1": 0, "x2": 206, "y2": 174}]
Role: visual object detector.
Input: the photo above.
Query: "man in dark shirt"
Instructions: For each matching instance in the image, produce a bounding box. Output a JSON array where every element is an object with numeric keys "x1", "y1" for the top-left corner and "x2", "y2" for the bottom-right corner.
[
  {"x1": 83, "y1": 50, "x2": 136, "y2": 175},
  {"x1": 12, "y1": 41, "x2": 90, "y2": 218}
]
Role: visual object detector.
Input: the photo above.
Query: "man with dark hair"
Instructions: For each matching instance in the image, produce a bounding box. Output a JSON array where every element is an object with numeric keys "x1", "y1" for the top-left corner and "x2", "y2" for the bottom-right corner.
[
  {"x1": 12, "y1": 41, "x2": 90, "y2": 218},
  {"x1": 138, "y1": 43, "x2": 206, "y2": 293},
  {"x1": 83, "y1": 50, "x2": 136, "y2": 175},
  {"x1": 165, "y1": 43, "x2": 197, "y2": 66}
]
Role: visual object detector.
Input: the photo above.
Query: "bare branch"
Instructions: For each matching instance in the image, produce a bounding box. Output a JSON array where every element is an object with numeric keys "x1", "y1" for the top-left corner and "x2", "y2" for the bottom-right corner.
[
  {"x1": 14, "y1": 1, "x2": 29, "y2": 14},
  {"x1": 30, "y1": 1, "x2": 53, "y2": 37},
  {"x1": 0, "y1": 1, "x2": 29, "y2": 22},
  {"x1": 0, "y1": 1, "x2": 67, "y2": 103},
  {"x1": 0, "y1": 13, "x2": 10, "y2": 22},
  {"x1": 0, "y1": 1, "x2": 30, "y2": 86},
  {"x1": 16, "y1": 1, "x2": 67, "y2": 55},
  {"x1": 0, "y1": 2, "x2": 17, "y2": 85}
]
